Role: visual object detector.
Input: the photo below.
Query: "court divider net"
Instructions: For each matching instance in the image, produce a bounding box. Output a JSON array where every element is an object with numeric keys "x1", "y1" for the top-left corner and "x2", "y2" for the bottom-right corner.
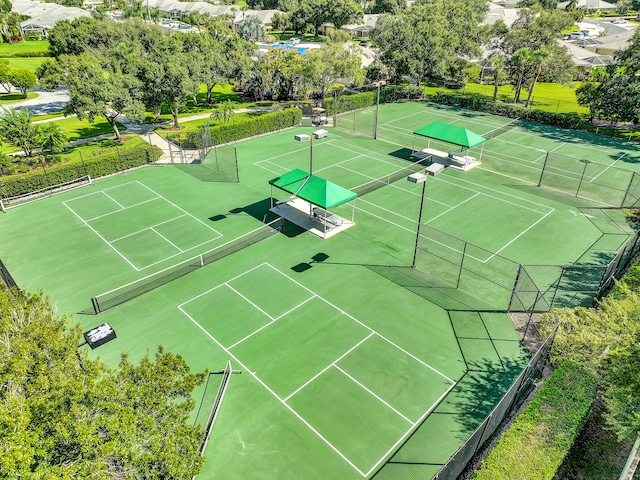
[{"x1": 89, "y1": 219, "x2": 281, "y2": 314}]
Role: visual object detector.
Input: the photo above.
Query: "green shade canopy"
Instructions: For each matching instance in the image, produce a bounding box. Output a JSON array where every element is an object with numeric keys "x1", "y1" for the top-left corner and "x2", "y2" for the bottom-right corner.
[
  {"x1": 414, "y1": 122, "x2": 487, "y2": 148},
  {"x1": 269, "y1": 169, "x2": 358, "y2": 209}
]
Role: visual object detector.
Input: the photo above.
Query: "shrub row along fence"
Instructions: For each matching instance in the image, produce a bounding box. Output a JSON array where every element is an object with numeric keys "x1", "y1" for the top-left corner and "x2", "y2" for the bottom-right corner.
[
  {"x1": 470, "y1": 360, "x2": 598, "y2": 480},
  {"x1": 0, "y1": 145, "x2": 162, "y2": 199},
  {"x1": 165, "y1": 108, "x2": 303, "y2": 150}
]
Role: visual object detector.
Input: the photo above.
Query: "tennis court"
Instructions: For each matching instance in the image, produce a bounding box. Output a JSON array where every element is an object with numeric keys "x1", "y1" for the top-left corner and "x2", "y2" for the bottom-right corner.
[{"x1": 1, "y1": 101, "x2": 639, "y2": 478}]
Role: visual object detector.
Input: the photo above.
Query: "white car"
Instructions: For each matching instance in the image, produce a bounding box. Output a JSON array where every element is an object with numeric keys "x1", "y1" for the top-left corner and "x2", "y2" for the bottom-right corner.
[
  {"x1": 288, "y1": 37, "x2": 301, "y2": 45},
  {"x1": 611, "y1": 18, "x2": 627, "y2": 24}
]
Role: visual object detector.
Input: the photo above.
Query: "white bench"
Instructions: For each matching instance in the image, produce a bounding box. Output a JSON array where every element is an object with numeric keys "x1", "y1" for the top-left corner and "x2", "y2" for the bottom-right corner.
[
  {"x1": 312, "y1": 207, "x2": 343, "y2": 226},
  {"x1": 313, "y1": 129, "x2": 328, "y2": 139}
]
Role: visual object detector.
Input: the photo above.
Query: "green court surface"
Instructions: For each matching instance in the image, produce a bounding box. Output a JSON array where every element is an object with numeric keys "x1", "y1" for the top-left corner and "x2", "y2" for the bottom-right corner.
[{"x1": 1, "y1": 101, "x2": 639, "y2": 479}]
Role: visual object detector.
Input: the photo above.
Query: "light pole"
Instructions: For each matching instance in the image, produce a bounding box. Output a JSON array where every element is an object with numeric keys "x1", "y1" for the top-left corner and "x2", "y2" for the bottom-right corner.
[
  {"x1": 373, "y1": 80, "x2": 386, "y2": 140},
  {"x1": 407, "y1": 172, "x2": 428, "y2": 268}
]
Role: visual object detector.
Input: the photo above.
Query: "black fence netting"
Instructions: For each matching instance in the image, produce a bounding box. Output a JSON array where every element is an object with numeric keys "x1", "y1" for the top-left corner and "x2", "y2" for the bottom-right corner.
[
  {"x1": 372, "y1": 321, "x2": 557, "y2": 480},
  {"x1": 0, "y1": 258, "x2": 18, "y2": 290},
  {"x1": 89, "y1": 220, "x2": 281, "y2": 314}
]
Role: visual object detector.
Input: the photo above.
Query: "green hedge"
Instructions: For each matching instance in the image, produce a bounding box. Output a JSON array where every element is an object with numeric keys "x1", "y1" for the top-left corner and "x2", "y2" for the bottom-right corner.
[
  {"x1": 170, "y1": 108, "x2": 302, "y2": 149},
  {"x1": 0, "y1": 52, "x2": 51, "y2": 58},
  {"x1": 430, "y1": 92, "x2": 582, "y2": 129},
  {"x1": 325, "y1": 86, "x2": 424, "y2": 115},
  {"x1": 0, "y1": 145, "x2": 162, "y2": 198},
  {"x1": 472, "y1": 361, "x2": 598, "y2": 480}
]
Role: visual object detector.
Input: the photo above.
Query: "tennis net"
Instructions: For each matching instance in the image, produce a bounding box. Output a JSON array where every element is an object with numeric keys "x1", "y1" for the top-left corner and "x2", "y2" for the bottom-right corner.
[
  {"x1": 198, "y1": 360, "x2": 234, "y2": 454},
  {"x1": 352, "y1": 159, "x2": 427, "y2": 197},
  {"x1": 484, "y1": 118, "x2": 520, "y2": 140},
  {"x1": 89, "y1": 220, "x2": 281, "y2": 314}
]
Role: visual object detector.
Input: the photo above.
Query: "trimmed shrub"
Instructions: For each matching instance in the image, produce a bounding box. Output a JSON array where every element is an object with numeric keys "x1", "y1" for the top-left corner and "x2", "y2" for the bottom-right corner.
[
  {"x1": 325, "y1": 92, "x2": 375, "y2": 115},
  {"x1": 472, "y1": 361, "x2": 598, "y2": 480},
  {"x1": 0, "y1": 145, "x2": 162, "y2": 198},
  {"x1": 174, "y1": 108, "x2": 302, "y2": 148}
]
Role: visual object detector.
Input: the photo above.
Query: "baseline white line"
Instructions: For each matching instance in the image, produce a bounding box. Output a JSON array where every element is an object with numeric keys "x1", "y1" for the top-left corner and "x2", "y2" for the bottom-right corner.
[
  {"x1": 226, "y1": 284, "x2": 275, "y2": 321},
  {"x1": 264, "y1": 263, "x2": 455, "y2": 383},
  {"x1": 228, "y1": 294, "x2": 318, "y2": 350},
  {"x1": 62, "y1": 202, "x2": 140, "y2": 271},
  {"x1": 150, "y1": 227, "x2": 184, "y2": 252},
  {"x1": 178, "y1": 305, "x2": 367, "y2": 477},
  {"x1": 364, "y1": 381, "x2": 458, "y2": 478},
  {"x1": 284, "y1": 332, "x2": 375, "y2": 402},
  {"x1": 334, "y1": 365, "x2": 413, "y2": 424}
]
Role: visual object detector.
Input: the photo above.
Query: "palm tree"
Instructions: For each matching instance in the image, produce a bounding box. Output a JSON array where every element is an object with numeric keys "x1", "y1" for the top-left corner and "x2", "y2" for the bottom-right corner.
[
  {"x1": 524, "y1": 49, "x2": 551, "y2": 108},
  {"x1": 489, "y1": 55, "x2": 507, "y2": 102},
  {"x1": 511, "y1": 48, "x2": 534, "y2": 104},
  {"x1": 39, "y1": 122, "x2": 68, "y2": 164}
]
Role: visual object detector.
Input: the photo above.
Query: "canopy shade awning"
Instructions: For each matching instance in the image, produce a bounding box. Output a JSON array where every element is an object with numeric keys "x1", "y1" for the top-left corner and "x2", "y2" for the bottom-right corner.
[
  {"x1": 269, "y1": 169, "x2": 357, "y2": 209},
  {"x1": 413, "y1": 122, "x2": 487, "y2": 149}
]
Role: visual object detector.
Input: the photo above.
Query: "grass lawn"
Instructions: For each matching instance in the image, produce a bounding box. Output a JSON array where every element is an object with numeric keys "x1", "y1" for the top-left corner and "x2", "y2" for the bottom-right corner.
[
  {"x1": 0, "y1": 40, "x2": 49, "y2": 56},
  {"x1": 4, "y1": 56, "x2": 49, "y2": 73},
  {"x1": 423, "y1": 81, "x2": 589, "y2": 115},
  {"x1": 1, "y1": 135, "x2": 150, "y2": 174},
  {"x1": 50, "y1": 116, "x2": 126, "y2": 141},
  {"x1": 157, "y1": 112, "x2": 256, "y2": 133},
  {"x1": 0, "y1": 92, "x2": 38, "y2": 104},
  {"x1": 32, "y1": 112, "x2": 66, "y2": 122}
]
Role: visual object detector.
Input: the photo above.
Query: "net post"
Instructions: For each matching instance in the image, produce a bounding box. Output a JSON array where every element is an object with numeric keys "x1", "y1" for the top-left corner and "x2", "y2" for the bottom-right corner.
[
  {"x1": 456, "y1": 241, "x2": 467, "y2": 288},
  {"x1": 621, "y1": 171, "x2": 638, "y2": 208},
  {"x1": 0, "y1": 199, "x2": 5, "y2": 213},
  {"x1": 575, "y1": 159, "x2": 589, "y2": 198},
  {"x1": 87, "y1": 175, "x2": 92, "y2": 185},
  {"x1": 91, "y1": 297, "x2": 100, "y2": 315},
  {"x1": 200, "y1": 254, "x2": 204, "y2": 267},
  {"x1": 234, "y1": 147, "x2": 240, "y2": 183},
  {"x1": 537, "y1": 151, "x2": 550, "y2": 187}
]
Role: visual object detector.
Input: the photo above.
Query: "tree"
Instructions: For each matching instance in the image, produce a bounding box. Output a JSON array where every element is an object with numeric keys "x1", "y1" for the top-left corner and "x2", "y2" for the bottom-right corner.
[
  {"x1": 0, "y1": 107, "x2": 40, "y2": 156},
  {"x1": 8, "y1": 68, "x2": 36, "y2": 99},
  {"x1": 371, "y1": 0, "x2": 488, "y2": 84},
  {"x1": 0, "y1": 59, "x2": 11, "y2": 93},
  {"x1": 488, "y1": 54, "x2": 507, "y2": 101},
  {"x1": 511, "y1": 47, "x2": 534, "y2": 103},
  {"x1": 272, "y1": 11, "x2": 290, "y2": 33},
  {"x1": 325, "y1": 0, "x2": 363, "y2": 30},
  {"x1": 524, "y1": 48, "x2": 551, "y2": 107},
  {"x1": 237, "y1": 15, "x2": 266, "y2": 42},
  {"x1": 38, "y1": 54, "x2": 145, "y2": 141},
  {"x1": 39, "y1": 122, "x2": 69, "y2": 163},
  {"x1": 368, "y1": 0, "x2": 407, "y2": 14},
  {"x1": 0, "y1": 286, "x2": 206, "y2": 478}
]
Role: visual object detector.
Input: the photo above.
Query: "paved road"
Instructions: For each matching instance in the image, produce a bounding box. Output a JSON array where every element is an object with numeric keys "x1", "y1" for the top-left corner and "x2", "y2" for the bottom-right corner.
[{"x1": 8, "y1": 86, "x2": 70, "y2": 115}]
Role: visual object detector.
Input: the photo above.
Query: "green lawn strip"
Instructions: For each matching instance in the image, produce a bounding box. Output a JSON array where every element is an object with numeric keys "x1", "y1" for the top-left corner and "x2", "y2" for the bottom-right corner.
[
  {"x1": 472, "y1": 361, "x2": 598, "y2": 480},
  {"x1": 32, "y1": 112, "x2": 66, "y2": 122},
  {"x1": 157, "y1": 112, "x2": 255, "y2": 134},
  {"x1": 0, "y1": 40, "x2": 50, "y2": 56},
  {"x1": 0, "y1": 92, "x2": 38, "y2": 104},
  {"x1": 423, "y1": 81, "x2": 588, "y2": 115},
  {"x1": 3, "y1": 57, "x2": 48, "y2": 73},
  {"x1": 48, "y1": 116, "x2": 125, "y2": 141}
]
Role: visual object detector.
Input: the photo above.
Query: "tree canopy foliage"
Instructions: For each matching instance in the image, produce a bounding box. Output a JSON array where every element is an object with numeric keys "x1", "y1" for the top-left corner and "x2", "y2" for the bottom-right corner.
[{"x1": 0, "y1": 286, "x2": 206, "y2": 478}]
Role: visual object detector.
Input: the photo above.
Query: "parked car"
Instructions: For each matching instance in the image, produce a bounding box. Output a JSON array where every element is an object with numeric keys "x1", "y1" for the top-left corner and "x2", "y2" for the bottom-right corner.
[
  {"x1": 288, "y1": 37, "x2": 301, "y2": 45},
  {"x1": 611, "y1": 18, "x2": 627, "y2": 24},
  {"x1": 358, "y1": 40, "x2": 370, "y2": 47}
]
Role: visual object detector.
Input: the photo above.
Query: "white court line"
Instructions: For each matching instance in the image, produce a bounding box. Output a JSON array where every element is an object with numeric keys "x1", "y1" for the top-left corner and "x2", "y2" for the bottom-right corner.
[
  {"x1": 334, "y1": 365, "x2": 413, "y2": 424},
  {"x1": 358, "y1": 197, "x2": 427, "y2": 224},
  {"x1": 110, "y1": 214, "x2": 188, "y2": 242},
  {"x1": 180, "y1": 262, "x2": 457, "y2": 476},
  {"x1": 102, "y1": 190, "x2": 126, "y2": 209},
  {"x1": 226, "y1": 283, "x2": 276, "y2": 321},
  {"x1": 150, "y1": 227, "x2": 184, "y2": 253},
  {"x1": 354, "y1": 203, "x2": 416, "y2": 234},
  {"x1": 177, "y1": 304, "x2": 368, "y2": 477},
  {"x1": 62, "y1": 201, "x2": 140, "y2": 271},
  {"x1": 590, "y1": 153, "x2": 625, "y2": 182},
  {"x1": 491, "y1": 209, "x2": 554, "y2": 257},
  {"x1": 427, "y1": 193, "x2": 480, "y2": 224},
  {"x1": 254, "y1": 160, "x2": 287, "y2": 176},
  {"x1": 284, "y1": 332, "x2": 375, "y2": 402},
  {"x1": 86, "y1": 196, "x2": 162, "y2": 222},
  {"x1": 364, "y1": 381, "x2": 458, "y2": 478},
  {"x1": 227, "y1": 294, "x2": 317, "y2": 350}
]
